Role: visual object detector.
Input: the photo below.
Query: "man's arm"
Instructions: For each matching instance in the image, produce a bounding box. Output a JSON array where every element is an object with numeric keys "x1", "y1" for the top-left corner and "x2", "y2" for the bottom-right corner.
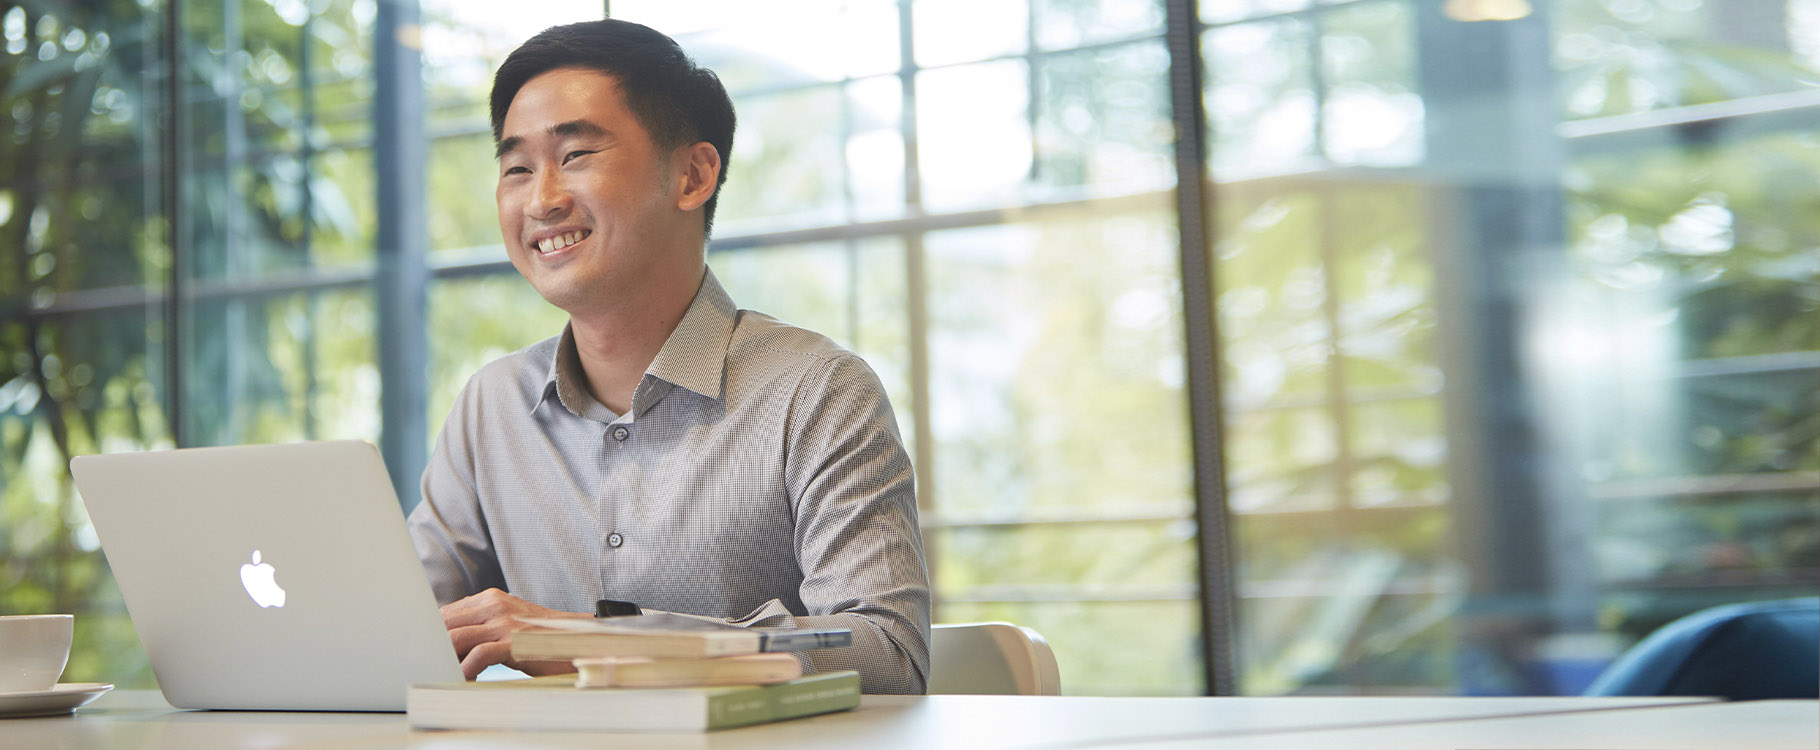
[
  {"x1": 409, "y1": 375, "x2": 589, "y2": 679},
  {"x1": 770, "y1": 352, "x2": 932, "y2": 694},
  {"x1": 408, "y1": 376, "x2": 509, "y2": 605}
]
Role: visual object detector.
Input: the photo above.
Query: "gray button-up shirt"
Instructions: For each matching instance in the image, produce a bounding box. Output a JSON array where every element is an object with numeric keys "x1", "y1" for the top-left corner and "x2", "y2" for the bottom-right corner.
[{"x1": 407, "y1": 270, "x2": 931, "y2": 694}]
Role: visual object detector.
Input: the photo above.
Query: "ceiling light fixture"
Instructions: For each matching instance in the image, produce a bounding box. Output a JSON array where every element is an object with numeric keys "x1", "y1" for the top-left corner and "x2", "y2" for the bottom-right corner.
[{"x1": 1444, "y1": 0, "x2": 1534, "y2": 22}]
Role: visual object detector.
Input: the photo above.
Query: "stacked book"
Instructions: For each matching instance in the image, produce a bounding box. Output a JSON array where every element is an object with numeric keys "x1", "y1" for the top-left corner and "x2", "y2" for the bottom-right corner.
[{"x1": 407, "y1": 613, "x2": 858, "y2": 732}]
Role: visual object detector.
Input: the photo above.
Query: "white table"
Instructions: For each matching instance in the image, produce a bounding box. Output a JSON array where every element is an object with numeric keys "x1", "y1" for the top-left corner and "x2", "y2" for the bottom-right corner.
[
  {"x1": 1125, "y1": 699, "x2": 1820, "y2": 750},
  {"x1": 6, "y1": 690, "x2": 1753, "y2": 749}
]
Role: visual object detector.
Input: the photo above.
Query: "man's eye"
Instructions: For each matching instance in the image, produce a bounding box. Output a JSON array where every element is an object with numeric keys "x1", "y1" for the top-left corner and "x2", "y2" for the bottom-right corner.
[
  {"x1": 563, "y1": 150, "x2": 595, "y2": 164},
  {"x1": 502, "y1": 165, "x2": 529, "y2": 176}
]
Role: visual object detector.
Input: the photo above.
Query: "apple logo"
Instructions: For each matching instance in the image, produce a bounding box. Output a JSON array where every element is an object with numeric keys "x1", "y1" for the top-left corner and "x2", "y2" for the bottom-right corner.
[{"x1": 239, "y1": 550, "x2": 287, "y2": 608}]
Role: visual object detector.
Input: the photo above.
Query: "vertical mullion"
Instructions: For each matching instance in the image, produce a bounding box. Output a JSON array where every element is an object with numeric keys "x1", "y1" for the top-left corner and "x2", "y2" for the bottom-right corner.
[
  {"x1": 1025, "y1": 0, "x2": 1039, "y2": 183},
  {"x1": 1164, "y1": 0, "x2": 1239, "y2": 696},
  {"x1": 898, "y1": 0, "x2": 937, "y2": 616},
  {"x1": 841, "y1": 80, "x2": 861, "y2": 348},
  {"x1": 163, "y1": 0, "x2": 189, "y2": 447},
  {"x1": 222, "y1": 0, "x2": 247, "y2": 446},
  {"x1": 376, "y1": 0, "x2": 429, "y2": 510},
  {"x1": 1319, "y1": 182, "x2": 1356, "y2": 521},
  {"x1": 300, "y1": 11, "x2": 319, "y2": 442},
  {"x1": 1307, "y1": 9, "x2": 1329, "y2": 163}
]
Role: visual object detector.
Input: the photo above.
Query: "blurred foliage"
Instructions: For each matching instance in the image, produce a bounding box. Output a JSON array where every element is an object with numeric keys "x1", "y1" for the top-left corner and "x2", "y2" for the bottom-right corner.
[{"x1": 0, "y1": 0, "x2": 374, "y2": 689}]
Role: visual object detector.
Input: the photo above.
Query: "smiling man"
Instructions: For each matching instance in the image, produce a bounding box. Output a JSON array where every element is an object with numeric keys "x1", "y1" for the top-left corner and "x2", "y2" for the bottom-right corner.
[{"x1": 405, "y1": 19, "x2": 931, "y2": 695}]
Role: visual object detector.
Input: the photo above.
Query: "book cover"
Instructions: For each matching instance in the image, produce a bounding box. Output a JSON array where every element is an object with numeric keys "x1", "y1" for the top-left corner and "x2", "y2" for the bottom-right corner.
[
  {"x1": 573, "y1": 652, "x2": 804, "y2": 688},
  {"x1": 512, "y1": 614, "x2": 852, "y2": 660},
  {"x1": 406, "y1": 670, "x2": 860, "y2": 732}
]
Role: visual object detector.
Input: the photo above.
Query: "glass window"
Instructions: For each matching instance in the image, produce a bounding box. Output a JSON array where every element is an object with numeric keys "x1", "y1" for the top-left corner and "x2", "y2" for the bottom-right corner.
[{"x1": 11, "y1": 0, "x2": 1815, "y2": 698}]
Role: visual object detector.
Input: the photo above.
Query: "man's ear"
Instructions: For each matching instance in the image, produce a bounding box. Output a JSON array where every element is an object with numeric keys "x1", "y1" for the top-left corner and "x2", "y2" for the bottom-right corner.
[{"x1": 675, "y1": 142, "x2": 721, "y2": 213}]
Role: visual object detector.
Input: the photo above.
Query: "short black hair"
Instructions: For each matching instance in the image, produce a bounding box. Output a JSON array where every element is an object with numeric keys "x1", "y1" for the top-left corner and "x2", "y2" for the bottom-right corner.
[{"x1": 491, "y1": 20, "x2": 736, "y2": 238}]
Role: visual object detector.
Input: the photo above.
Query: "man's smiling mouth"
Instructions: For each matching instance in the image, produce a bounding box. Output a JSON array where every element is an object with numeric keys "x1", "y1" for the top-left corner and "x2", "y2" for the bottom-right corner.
[{"x1": 537, "y1": 230, "x2": 591, "y2": 253}]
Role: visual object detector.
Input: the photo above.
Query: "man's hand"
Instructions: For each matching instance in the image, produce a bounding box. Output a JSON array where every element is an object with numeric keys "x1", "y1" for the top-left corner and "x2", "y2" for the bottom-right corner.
[{"x1": 441, "y1": 588, "x2": 590, "y2": 680}]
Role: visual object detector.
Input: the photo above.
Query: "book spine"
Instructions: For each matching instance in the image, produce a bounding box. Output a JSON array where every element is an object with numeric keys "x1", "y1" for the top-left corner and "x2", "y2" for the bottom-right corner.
[{"x1": 704, "y1": 672, "x2": 861, "y2": 731}]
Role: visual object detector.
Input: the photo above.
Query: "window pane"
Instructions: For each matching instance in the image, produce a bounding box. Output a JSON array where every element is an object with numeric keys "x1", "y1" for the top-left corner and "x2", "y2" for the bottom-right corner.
[
  {"x1": 427, "y1": 134, "x2": 504, "y2": 253},
  {"x1": 1213, "y1": 0, "x2": 1820, "y2": 697},
  {"x1": 714, "y1": 85, "x2": 851, "y2": 233},
  {"x1": 846, "y1": 75, "x2": 908, "y2": 222},
  {"x1": 1202, "y1": 0, "x2": 1313, "y2": 25},
  {"x1": 914, "y1": 0, "x2": 1028, "y2": 68},
  {"x1": 1215, "y1": 187, "x2": 1332, "y2": 407},
  {"x1": 1203, "y1": 19, "x2": 1317, "y2": 176},
  {"x1": 1034, "y1": 40, "x2": 1174, "y2": 196},
  {"x1": 1556, "y1": 0, "x2": 1819, "y2": 119},
  {"x1": 1319, "y1": 1, "x2": 1421, "y2": 165},
  {"x1": 939, "y1": 600, "x2": 1201, "y2": 695},
  {"x1": 682, "y1": 1, "x2": 901, "y2": 85},
  {"x1": 925, "y1": 207, "x2": 1188, "y2": 518},
  {"x1": 2, "y1": 310, "x2": 163, "y2": 689},
  {"x1": 1034, "y1": 0, "x2": 1164, "y2": 51},
  {"x1": 916, "y1": 60, "x2": 1032, "y2": 211},
  {"x1": 427, "y1": 275, "x2": 568, "y2": 439},
  {"x1": 936, "y1": 522, "x2": 1196, "y2": 589}
]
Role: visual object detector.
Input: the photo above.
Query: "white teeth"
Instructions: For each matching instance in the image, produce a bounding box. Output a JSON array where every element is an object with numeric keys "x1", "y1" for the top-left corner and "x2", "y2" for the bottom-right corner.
[{"x1": 535, "y1": 231, "x2": 586, "y2": 254}]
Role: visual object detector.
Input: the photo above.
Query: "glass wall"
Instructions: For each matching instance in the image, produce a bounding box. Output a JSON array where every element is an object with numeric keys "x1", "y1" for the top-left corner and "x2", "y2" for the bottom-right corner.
[
  {"x1": 1203, "y1": 0, "x2": 1819, "y2": 695},
  {"x1": 3, "y1": 0, "x2": 1814, "y2": 696}
]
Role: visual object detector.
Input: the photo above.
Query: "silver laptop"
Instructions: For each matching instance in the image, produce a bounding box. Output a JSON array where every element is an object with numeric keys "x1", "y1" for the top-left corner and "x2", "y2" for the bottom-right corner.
[{"x1": 71, "y1": 440, "x2": 464, "y2": 711}]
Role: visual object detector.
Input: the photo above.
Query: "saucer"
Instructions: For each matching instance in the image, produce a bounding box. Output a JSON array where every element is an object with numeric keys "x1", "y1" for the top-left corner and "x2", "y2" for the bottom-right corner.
[{"x1": 0, "y1": 683, "x2": 114, "y2": 718}]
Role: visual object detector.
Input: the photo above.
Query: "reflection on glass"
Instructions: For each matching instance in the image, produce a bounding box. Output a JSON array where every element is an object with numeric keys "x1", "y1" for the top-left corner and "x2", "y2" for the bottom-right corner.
[
  {"x1": 1203, "y1": 19, "x2": 1316, "y2": 175},
  {"x1": 1034, "y1": 41, "x2": 1174, "y2": 196},
  {"x1": 1033, "y1": 0, "x2": 1164, "y2": 51},
  {"x1": 1319, "y1": 1, "x2": 1422, "y2": 165},
  {"x1": 1202, "y1": 0, "x2": 1314, "y2": 25},
  {"x1": 1212, "y1": 0, "x2": 1820, "y2": 697}
]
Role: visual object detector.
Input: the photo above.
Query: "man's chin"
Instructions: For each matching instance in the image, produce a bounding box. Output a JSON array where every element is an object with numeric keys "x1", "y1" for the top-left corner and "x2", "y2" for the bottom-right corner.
[{"x1": 530, "y1": 280, "x2": 606, "y2": 317}]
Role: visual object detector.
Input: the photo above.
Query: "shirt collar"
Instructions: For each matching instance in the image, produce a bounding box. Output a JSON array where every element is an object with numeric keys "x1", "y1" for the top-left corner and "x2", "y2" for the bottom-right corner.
[
  {"x1": 645, "y1": 268, "x2": 736, "y2": 402},
  {"x1": 532, "y1": 268, "x2": 737, "y2": 420}
]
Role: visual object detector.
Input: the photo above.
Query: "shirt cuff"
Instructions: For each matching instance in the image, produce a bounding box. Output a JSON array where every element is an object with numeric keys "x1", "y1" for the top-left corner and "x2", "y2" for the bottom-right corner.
[{"x1": 729, "y1": 598, "x2": 800, "y2": 628}]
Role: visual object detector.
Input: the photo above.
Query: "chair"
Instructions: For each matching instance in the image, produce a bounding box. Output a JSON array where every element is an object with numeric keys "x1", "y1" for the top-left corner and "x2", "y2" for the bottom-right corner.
[
  {"x1": 928, "y1": 622, "x2": 1062, "y2": 695},
  {"x1": 1584, "y1": 597, "x2": 1819, "y2": 701}
]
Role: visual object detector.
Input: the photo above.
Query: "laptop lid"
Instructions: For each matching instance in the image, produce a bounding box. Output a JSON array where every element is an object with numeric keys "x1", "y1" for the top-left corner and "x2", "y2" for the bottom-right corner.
[{"x1": 71, "y1": 440, "x2": 464, "y2": 711}]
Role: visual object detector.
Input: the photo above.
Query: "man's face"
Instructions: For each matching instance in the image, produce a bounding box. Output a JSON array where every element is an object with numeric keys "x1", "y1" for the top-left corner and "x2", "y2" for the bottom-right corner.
[{"x1": 495, "y1": 68, "x2": 686, "y2": 314}]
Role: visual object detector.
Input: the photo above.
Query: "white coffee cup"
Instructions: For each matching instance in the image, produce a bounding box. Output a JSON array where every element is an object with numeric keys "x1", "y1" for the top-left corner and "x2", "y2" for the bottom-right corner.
[{"x1": 0, "y1": 614, "x2": 74, "y2": 693}]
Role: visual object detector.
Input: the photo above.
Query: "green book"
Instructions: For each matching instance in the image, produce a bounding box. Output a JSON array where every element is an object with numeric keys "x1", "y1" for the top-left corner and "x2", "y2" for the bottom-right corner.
[{"x1": 406, "y1": 670, "x2": 860, "y2": 732}]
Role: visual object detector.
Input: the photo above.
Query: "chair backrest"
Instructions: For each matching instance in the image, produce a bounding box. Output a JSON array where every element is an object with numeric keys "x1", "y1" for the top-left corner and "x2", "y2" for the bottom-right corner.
[
  {"x1": 1584, "y1": 597, "x2": 1819, "y2": 700},
  {"x1": 928, "y1": 622, "x2": 1062, "y2": 695}
]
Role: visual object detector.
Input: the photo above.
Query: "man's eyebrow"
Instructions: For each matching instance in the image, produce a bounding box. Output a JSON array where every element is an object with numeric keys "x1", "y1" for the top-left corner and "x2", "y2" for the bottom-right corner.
[
  {"x1": 495, "y1": 135, "x2": 523, "y2": 160},
  {"x1": 551, "y1": 119, "x2": 609, "y2": 139},
  {"x1": 494, "y1": 120, "x2": 610, "y2": 160}
]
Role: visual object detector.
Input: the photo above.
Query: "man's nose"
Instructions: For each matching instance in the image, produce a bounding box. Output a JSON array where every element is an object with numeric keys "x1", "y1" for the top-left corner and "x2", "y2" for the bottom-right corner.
[{"x1": 526, "y1": 170, "x2": 571, "y2": 219}]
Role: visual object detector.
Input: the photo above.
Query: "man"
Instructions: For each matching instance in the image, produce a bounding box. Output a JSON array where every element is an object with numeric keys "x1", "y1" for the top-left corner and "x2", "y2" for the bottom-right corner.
[{"x1": 406, "y1": 19, "x2": 930, "y2": 695}]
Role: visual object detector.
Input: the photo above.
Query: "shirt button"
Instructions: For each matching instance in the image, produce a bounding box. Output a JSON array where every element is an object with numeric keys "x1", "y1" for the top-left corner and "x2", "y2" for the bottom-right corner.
[
  {"x1": 607, "y1": 532, "x2": 624, "y2": 548},
  {"x1": 612, "y1": 426, "x2": 630, "y2": 442}
]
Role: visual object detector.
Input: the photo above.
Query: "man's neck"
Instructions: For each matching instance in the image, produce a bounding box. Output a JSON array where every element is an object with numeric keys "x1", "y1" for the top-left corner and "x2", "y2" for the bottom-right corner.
[{"x1": 567, "y1": 265, "x2": 706, "y2": 416}]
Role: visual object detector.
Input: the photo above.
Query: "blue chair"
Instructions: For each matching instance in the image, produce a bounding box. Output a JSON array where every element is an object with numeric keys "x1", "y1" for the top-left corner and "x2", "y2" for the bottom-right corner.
[{"x1": 1585, "y1": 597, "x2": 1818, "y2": 700}]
